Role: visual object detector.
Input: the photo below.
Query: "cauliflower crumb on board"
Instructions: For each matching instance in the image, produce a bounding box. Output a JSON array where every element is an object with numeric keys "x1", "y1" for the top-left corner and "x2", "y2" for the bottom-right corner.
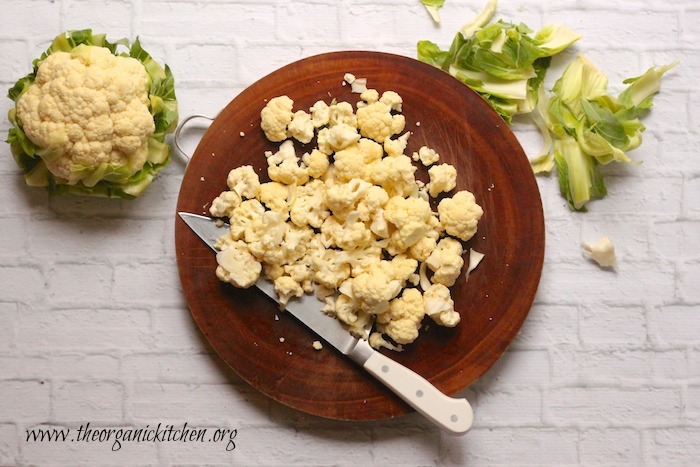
[
  {"x1": 312, "y1": 341, "x2": 323, "y2": 350},
  {"x1": 209, "y1": 77, "x2": 485, "y2": 350}
]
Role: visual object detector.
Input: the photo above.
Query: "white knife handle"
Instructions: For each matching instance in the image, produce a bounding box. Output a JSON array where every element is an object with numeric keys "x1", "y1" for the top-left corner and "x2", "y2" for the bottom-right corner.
[{"x1": 362, "y1": 350, "x2": 473, "y2": 435}]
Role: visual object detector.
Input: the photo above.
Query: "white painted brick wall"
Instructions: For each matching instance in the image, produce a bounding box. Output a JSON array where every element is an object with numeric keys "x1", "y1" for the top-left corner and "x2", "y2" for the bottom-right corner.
[{"x1": 0, "y1": 0, "x2": 698, "y2": 465}]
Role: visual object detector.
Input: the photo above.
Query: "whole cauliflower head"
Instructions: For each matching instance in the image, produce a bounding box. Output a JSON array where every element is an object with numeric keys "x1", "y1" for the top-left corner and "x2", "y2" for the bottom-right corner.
[
  {"x1": 437, "y1": 190, "x2": 483, "y2": 241},
  {"x1": 260, "y1": 96, "x2": 294, "y2": 142},
  {"x1": 16, "y1": 45, "x2": 155, "y2": 185}
]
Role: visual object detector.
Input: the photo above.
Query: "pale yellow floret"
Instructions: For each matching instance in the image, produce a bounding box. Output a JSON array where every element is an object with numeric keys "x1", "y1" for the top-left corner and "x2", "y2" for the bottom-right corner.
[
  {"x1": 215, "y1": 240, "x2": 262, "y2": 289},
  {"x1": 437, "y1": 190, "x2": 483, "y2": 241},
  {"x1": 260, "y1": 95, "x2": 294, "y2": 142},
  {"x1": 425, "y1": 237, "x2": 464, "y2": 287},
  {"x1": 423, "y1": 283, "x2": 460, "y2": 327},
  {"x1": 427, "y1": 163, "x2": 457, "y2": 197}
]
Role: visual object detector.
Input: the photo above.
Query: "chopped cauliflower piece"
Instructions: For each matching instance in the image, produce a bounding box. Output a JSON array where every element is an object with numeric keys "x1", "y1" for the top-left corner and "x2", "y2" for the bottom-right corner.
[
  {"x1": 437, "y1": 190, "x2": 483, "y2": 241},
  {"x1": 582, "y1": 236, "x2": 617, "y2": 268},
  {"x1": 425, "y1": 237, "x2": 464, "y2": 287},
  {"x1": 329, "y1": 102, "x2": 358, "y2": 128},
  {"x1": 356, "y1": 101, "x2": 405, "y2": 143},
  {"x1": 427, "y1": 163, "x2": 457, "y2": 197},
  {"x1": 302, "y1": 149, "x2": 330, "y2": 179},
  {"x1": 384, "y1": 132, "x2": 411, "y2": 157},
  {"x1": 261, "y1": 96, "x2": 294, "y2": 142},
  {"x1": 310, "y1": 100, "x2": 330, "y2": 128},
  {"x1": 274, "y1": 275, "x2": 304, "y2": 307},
  {"x1": 209, "y1": 190, "x2": 241, "y2": 218},
  {"x1": 379, "y1": 90, "x2": 403, "y2": 112},
  {"x1": 360, "y1": 89, "x2": 380, "y2": 105},
  {"x1": 287, "y1": 110, "x2": 314, "y2": 144},
  {"x1": 413, "y1": 146, "x2": 440, "y2": 166},
  {"x1": 352, "y1": 264, "x2": 402, "y2": 314},
  {"x1": 215, "y1": 240, "x2": 262, "y2": 288},
  {"x1": 332, "y1": 138, "x2": 383, "y2": 183},
  {"x1": 290, "y1": 179, "x2": 329, "y2": 228},
  {"x1": 226, "y1": 165, "x2": 260, "y2": 199},
  {"x1": 377, "y1": 288, "x2": 424, "y2": 345},
  {"x1": 423, "y1": 283, "x2": 460, "y2": 327},
  {"x1": 265, "y1": 139, "x2": 309, "y2": 186},
  {"x1": 258, "y1": 181, "x2": 292, "y2": 213},
  {"x1": 369, "y1": 154, "x2": 417, "y2": 197}
]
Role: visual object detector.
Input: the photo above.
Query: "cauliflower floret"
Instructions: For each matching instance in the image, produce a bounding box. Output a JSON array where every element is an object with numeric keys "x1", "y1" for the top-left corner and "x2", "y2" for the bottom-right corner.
[
  {"x1": 383, "y1": 132, "x2": 411, "y2": 158},
  {"x1": 437, "y1": 190, "x2": 483, "y2": 241},
  {"x1": 290, "y1": 179, "x2": 329, "y2": 228},
  {"x1": 16, "y1": 46, "x2": 155, "y2": 184},
  {"x1": 425, "y1": 237, "x2": 464, "y2": 287},
  {"x1": 324, "y1": 178, "x2": 372, "y2": 219},
  {"x1": 337, "y1": 241, "x2": 384, "y2": 276},
  {"x1": 329, "y1": 101, "x2": 358, "y2": 128},
  {"x1": 332, "y1": 138, "x2": 383, "y2": 183},
  {"x1": 328, "y1": 123, "x2": 361, "y2": 152},
  {"x1": 427, "y1": 163, "x2": 457, "y2": 198},
  {"x1": 260, "y1": 95, "x2": 294, "y2": 142},
  {"x1": 310, "y1": 100, "x2": 330, "y2": 128},
  {"x1": 369, "y1": 154, "x2": 417, "y2": 197},
  {"x1": 378, "y1": 288, "x2": 425, "y2": 345},
  {"x1": 412, "y1": 146, "x2": 440, "y2": 166},
  {"x1": 227, "y1": 199, "x2": 265, "y2": 240},
  {"x1": 258, "y1": 181, "x2": 292, "y2": 213},
  {"x1": 302, "y1": 149, "x2": 330, "y2": 179},
  {"x1": 360, "y1": 89, "x2": 379, "y2": 105},
  {"x1": 582, "y1": 236, "x2": 617, "y2": 268},
  {"x1": 335, "y1": 220, "x2": 373, "y2": 251},
  {"x1": 282, "y1": 224, "x2": 315, "y2": 265},
  {"x1": 379, "y1": 90, "x2": 403, "y2": 112},
  {"x1": 382, "y1": 254, "x2": 419, "y2": 285},
  {"x1": 265, "y1": 139, "x2": 309, "y2": 186},
  {"x1": 245, "y1": 210, "x2": 289, "y2": 265},
  {"x1": 273, "y1": 275, "x2": 304, "y2": 307},
  {"x1": 284, "y1": 261, "x2": 314, "y2": 293},
  {"x1": 351, "y1": 264, "x2": 403, "y2": 314},
  {"x1": 209, "y1": 190, "x2": 241, "y2": 218},
  {"x1": 369, "y1": 332, "x2": 403, "y2": 351},
  {"x1": 311, "y1": 248, "x2": 352, "y2": 288},
  {"x1": 226, "y1": 165, "x2": 260, "y2": 199},
  {"x1": 215, "y1": 240, "x2": 262, "y2": 288},
  {"x1": 356, "y1": 101, "x2": 406, "y2": 143},
  {"x1": 423, "y1": 283, "x2": 460, "y2": 327},
  {"x1": 287, "y1": 110, "x2": 314, "y2": 144},
  {"x1": 409, "y1": 237, "x2": 438, "y2": 262},
  {"x1": 384, "y1": 196, "x2": 432, "y2": 252}
]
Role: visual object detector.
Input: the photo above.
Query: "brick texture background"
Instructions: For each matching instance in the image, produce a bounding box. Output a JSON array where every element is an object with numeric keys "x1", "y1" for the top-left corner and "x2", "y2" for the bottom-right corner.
[{"x1": 0, "y1": 0, "x2": 698, "y2": 465}]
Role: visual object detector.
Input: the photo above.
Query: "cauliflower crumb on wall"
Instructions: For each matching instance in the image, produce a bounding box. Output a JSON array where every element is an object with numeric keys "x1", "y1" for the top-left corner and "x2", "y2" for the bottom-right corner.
[
  {"x1": 209, "y1": 78, "x2": 486, "y2": 350},
  {"x1": 582, "y1": 236, "x2": 617, "y2": 268}
]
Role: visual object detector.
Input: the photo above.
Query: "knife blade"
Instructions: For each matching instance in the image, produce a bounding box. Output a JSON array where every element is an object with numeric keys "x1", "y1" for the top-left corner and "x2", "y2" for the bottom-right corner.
[{"x1": 179, "y1": 212, "x2": 473, "y2": 435}]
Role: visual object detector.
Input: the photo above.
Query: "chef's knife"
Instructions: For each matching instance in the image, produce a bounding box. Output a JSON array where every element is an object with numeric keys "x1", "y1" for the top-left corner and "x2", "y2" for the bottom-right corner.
[{"x1": 179, "y1": 212, "x2": 473, "y2": 435}]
